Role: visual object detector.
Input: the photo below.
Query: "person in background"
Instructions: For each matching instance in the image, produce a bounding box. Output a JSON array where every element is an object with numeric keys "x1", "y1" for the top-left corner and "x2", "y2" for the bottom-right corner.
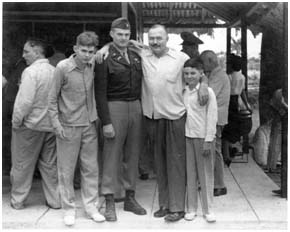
[
  {"x1": 10, "y1": 38, "x2": 60, "y2": 210},
  {"x1": 48, "y1": 31, "x2": 105, "y2": 226},
  {"x1": 48, "y1": 38, "x2": 66, "y2": 67},
  {"x1": 182, "y1": 58, "x2": 217, "y2": 223},
  {"x1": 2, "y1": 58, "x2": 27, "y2": 176},
  {"x1": 200, "y1": 50, "x2": 230, "y2": 197},
  {"x1": 94, "y1": 17, "x2": 147, "y2": 222},
  {"x1": 222, "y1": 54, "x2": 252, "y2": 167},
  {"x1": 180, "y1": 31, "x2": 203, "y2": 59}
]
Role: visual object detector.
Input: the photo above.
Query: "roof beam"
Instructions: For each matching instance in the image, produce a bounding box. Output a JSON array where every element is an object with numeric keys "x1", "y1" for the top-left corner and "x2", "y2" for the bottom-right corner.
[
  {"x1": 3, "y1": 18, "x2": 113, "y2": 24},
  {"x1": 195, "y1": 3, "x2": 231, "y2": 23},
  {"x1": 228, "y1": 3, "x2": 260, "y2": 27},
  {"x1": 3, "y1": 11, "x2": 117, "y2": 18},
  {"x1": 144, "y1": 23, "x2": 228, "y2": 28}
]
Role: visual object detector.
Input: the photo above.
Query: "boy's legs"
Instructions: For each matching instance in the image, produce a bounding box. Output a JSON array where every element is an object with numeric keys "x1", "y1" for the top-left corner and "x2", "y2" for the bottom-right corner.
[
  {"x1": 185, "y1": 138, "x2": 198, "y2": 213},
  {"x1": 195, "y1": 139, "x2": 215, "y2": 215},
  {"x1": 78, "y1": 122, "x2": 101, "y2": 216},
  {"x1": 57, "y1": 126, "x2": 81, "y2": 217}
]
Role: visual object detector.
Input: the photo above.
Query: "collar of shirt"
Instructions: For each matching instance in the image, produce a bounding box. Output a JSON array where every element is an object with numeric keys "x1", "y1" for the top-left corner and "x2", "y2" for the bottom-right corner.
[
  {"x1": 30, "y1": 58, "x2": 49, "y2": 66},
  {"x1": 185, "y1": 83, "x2": 200, "y2": 93},
  {"x1": 111, "y1": 43, "x2": 128, "y2": 55},
  {"x1": 66, "y1": 54, "x2": 93, "y2": 72},
  {"x1": 145, "y1": 47, "x2": 177, "y2": 60}
]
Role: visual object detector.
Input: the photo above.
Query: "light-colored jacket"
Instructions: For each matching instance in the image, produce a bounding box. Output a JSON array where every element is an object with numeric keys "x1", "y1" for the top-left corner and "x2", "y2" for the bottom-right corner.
[
  {"x1": 208, "y1": 66, "x2": 231, "y2": 126},
  {"x1": 12, "y1": 59, "x2": 55, "y2": 131},
  {"x1": 48, "y1": 55, "x2": 97, "y2": 129},
  {"x1": 184, "y1": 84, "x2": 218, "y2": 142}
]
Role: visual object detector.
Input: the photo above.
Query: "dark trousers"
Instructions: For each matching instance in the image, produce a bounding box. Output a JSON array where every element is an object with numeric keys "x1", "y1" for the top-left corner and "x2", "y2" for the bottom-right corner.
[{"x1": 146, "y1": 114, "x2": 186, "y2": 212}]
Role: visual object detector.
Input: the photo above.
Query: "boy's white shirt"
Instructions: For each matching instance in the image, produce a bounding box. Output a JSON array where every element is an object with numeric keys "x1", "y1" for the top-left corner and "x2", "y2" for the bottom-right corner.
[{"x1": 183, "y1": 83, "x2": 218, "y2": 142}]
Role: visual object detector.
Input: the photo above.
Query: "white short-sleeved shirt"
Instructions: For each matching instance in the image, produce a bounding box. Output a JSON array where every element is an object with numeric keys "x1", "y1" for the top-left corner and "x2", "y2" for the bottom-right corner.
[{"x1": 140, "y1": 48, "x2": 189, "y2": 120}]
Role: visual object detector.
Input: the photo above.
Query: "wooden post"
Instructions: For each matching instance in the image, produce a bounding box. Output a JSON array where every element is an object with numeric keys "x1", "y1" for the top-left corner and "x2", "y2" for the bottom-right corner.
[
  {"x1": 226, "y1": 27, "x2": 231, "y2": 73},
  {"x1": 241, "y1": 18, "x2": 248, "y2": 93},
  {"x1": 281, "y1": 2, "x2": 288, "y2": 199},
  {"x1": 241, "y1": 17, "x2": 249, "y2": 154}
]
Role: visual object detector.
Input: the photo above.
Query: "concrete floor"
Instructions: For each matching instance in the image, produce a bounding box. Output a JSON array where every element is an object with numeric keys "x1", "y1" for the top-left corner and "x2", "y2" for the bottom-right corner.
[{"x1": 2, "y1": 155, "x2": 287, "y2": 230}]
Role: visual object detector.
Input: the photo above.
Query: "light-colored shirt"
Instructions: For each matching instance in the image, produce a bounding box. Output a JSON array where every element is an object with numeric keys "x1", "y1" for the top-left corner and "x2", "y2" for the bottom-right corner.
[
  {"x1": 48, "y1": 55, "x2": 97, "y2": 129},
  {"x1": 140, "y1": 48, "x2": 189, "y2": 120},
  {"x1": 229, "y1": 71, "x2": 245, "y2": 95},
  {"x1": 208, "y1": 66, "x2": 231, "y2": 126},
  {"x1": 12, "y1": 59, "x2": 55, "y2": 131},
  {"x1": 184, "y1": 84, "x2": 217, "y2": 141}
]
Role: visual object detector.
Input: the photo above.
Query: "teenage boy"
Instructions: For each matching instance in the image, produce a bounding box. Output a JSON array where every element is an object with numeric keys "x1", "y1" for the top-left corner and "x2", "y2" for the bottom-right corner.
[{"x1": 48, "y1": 31, "x2": 105, "y2": 226}]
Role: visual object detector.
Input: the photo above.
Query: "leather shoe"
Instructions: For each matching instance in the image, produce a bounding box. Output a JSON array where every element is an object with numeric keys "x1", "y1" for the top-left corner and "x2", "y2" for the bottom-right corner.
[
  {"x1": 214, "y1": 187, "x2": 227, "y2": 196},
  {"x1": 272, "y1": 189, "x2": 282, "y2": 195},
  {"x1": 164, "y1": 212, "x2": 185, "y2": 222},
  {"x1": 139, "y1": 173, "x2": 149, "y2": 180},
  {"x1": 153, "y1": 207, "x2": 169, "y2": 217},
  {"x1": 224, "y1": 158, "x2": 232, "y2": 167}
]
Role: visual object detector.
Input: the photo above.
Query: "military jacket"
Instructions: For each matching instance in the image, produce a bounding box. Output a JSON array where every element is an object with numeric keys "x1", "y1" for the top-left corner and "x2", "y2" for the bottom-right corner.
[{"x1": 95, "y1": 45, "x2": 143, "y2": 125}]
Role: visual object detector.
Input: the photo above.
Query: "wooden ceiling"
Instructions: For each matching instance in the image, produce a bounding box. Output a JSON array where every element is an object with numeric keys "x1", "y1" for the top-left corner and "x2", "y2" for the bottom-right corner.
[{"x1": 142, "y1": 2, "x2": 279, "y2": 31}]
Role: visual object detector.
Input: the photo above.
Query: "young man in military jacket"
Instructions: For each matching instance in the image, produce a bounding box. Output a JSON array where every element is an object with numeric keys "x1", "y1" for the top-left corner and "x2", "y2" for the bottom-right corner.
[{"x1": 94, "y1": 17, "x2": 147, "y2": 222}]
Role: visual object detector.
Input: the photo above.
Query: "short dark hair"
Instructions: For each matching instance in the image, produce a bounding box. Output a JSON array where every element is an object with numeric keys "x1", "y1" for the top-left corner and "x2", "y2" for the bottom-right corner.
[
  {"x1": 229, "y1": 53, "x2": 242, "y2": 71},
  {"x1": 183, "y1": 58, "x2": 204, "y2": 70},
  {"x1": 149, "y1": 24, "x2": 168, "y2": 34},
  {"x1": 26, "y1": 37, "x2": 54, "y2": 57},
  {"x1": 76, "y1": 31, "x2": 98, "y2": 47}
]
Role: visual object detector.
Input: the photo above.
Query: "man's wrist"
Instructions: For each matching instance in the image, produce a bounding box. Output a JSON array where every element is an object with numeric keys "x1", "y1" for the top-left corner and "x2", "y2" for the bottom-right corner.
[{"x1": 200, "y1": 74, "x2": 208, "y2": 84}]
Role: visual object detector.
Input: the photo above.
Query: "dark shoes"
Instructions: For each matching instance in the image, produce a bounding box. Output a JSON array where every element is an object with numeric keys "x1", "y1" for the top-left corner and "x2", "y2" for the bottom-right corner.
[
  {"x1": 124, "y1": 190, "x2": 147, "y2": 215},
  {"x1": 45, "y1": 201, "x2": 61, "y2": 209},
  {"x1": 104, "y1": 194, "x2": 117, "y2": 222},
  {"x1": 164, "y1": 211, "x2": 185, "y2": 222},
  {"x1": 224, "y1": 158, "x2": 232, "y2": 167},
  {"x1": 139, "y1": 173, "x2": 149, "y2": 180},
  {"x1": 214, "y1": 187, "x2": 227, "y2": 196},
  {"x1": 272, "y1": 189, "x2": 282, "y2": 195},
  {"x1": 153, "y1": 207, "x2": 169, "y2": 217}
]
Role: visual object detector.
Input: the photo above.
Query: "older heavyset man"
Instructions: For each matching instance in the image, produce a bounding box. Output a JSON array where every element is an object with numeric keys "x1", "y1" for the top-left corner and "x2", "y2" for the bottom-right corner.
[
  {"x1": 200, "y1": 50, "x2": 231, "y2": 197},
  {"x1": 10, "y1": 38, "x2": 60, "y2": 210},
  {"x1": 134, "y1": 25, "x2": 208, "y2": 222}
]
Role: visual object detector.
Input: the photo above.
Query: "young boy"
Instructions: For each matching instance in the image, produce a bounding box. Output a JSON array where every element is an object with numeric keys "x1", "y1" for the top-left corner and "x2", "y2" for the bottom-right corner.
[
  {"x1": 183, "y1": 58, "x2": 218, "y2": 222},
  {"x1": 48, "y1": 31, "x2": 105, "y2": 226}
]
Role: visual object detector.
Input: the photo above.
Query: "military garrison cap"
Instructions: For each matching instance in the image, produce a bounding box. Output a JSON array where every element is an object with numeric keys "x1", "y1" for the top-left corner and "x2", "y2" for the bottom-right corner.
[
  {"x1": 111, "y1": 17, "x2": 131, "y2": 30},
  {"x1": 180, "y1": 31, "x2": 203, "y2": 45}
]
